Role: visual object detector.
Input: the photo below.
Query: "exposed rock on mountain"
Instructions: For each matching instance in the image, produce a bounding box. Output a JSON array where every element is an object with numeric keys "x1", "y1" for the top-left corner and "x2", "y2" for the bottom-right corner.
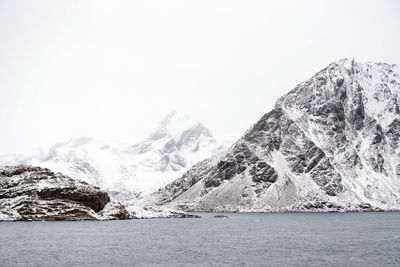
[{"x1": 155, "y1": 59, "x2": 400, "y2": 212}]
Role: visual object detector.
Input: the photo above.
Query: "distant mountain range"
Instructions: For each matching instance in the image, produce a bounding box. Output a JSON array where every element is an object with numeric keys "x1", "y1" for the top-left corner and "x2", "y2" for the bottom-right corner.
[
  {"x1": 154, "y1": 59, "x2": 400, "y2": 212},
  {"x1": 0, "y1": 111, "x2": 231, "y2": 199}
]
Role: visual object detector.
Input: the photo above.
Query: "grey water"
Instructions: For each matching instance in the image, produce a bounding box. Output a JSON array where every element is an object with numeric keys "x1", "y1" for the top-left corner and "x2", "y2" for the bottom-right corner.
[{"x1": 1, "y1": 212, "x2": 400, "y2": 267}]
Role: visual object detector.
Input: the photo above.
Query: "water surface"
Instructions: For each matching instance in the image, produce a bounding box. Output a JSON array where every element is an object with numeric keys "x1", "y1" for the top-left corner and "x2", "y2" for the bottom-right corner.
[{"x1": 1, "y1": 212, "x2": 400, "y2": 266}]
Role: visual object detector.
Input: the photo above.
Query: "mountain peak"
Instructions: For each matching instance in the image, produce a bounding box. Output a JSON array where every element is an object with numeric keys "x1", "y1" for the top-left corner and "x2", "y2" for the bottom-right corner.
[{"x1": 148, "y1": 111, "x2": 211, "y2": 142}]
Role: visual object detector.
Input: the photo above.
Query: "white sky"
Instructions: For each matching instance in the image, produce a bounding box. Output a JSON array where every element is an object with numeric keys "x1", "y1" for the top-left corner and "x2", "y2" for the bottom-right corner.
[{"x1": 1, "y1": 0, "x2": 399, "y2": 155}]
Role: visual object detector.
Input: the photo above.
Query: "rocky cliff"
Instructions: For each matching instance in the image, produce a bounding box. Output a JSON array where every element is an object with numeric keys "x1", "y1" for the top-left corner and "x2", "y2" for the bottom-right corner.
[{"x1": 0, "y1": 165, "x2": 129, "y2": 220}]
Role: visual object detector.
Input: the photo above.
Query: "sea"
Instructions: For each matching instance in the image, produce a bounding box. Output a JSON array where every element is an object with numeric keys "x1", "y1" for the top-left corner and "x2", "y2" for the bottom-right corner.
[{"x1": 1, "y1": 212, "x2": 400, "y2": 266}]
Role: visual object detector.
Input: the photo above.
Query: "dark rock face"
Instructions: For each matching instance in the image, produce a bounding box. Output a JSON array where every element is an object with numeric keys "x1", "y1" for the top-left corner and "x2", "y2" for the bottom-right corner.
[
  {"x1": 202, "y1": 143, "x2": 266, "y2": 189},
  {"x1": 155, "y1": 59, "x2": 400, "y2": 212},
  {"x1": 0, "y1": 165, "x2": 117, "y2": 221},
  {"x1": 244, "y1": 109, "x2": 282, "y2": 150},
  {"x1": 249, "y1": 162, "x2": 277, "y2": 183},
  {"x1": 36, "y1": 188, "x2": 109, "y2": 212},
  {"x1": 386, "y1": 119, "x2": 400, "y2": 148}
]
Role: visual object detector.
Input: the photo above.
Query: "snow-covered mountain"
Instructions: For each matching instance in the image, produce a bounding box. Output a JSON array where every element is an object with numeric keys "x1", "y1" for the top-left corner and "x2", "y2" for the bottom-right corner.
[
  {"x1": 0, "y1": 111, "x2": 230, "y2": 199},
  {"x1": 155, "y1": 59, "x2": 400, "y2": 212}
]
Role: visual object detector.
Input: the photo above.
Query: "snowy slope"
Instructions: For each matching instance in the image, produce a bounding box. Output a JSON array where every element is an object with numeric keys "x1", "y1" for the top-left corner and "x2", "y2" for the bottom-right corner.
[
  {"x1": 0, "y1": 111, "x2": 230, "y2": 199},
  {"x1": 154, "y1": 59, "x2": 400, "y2": 212}
]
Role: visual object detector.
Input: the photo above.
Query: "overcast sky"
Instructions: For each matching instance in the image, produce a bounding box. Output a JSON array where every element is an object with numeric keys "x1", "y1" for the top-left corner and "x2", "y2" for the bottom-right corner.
[{"x1": 0, "y1": 0, "x2": 399, "y2": 155}]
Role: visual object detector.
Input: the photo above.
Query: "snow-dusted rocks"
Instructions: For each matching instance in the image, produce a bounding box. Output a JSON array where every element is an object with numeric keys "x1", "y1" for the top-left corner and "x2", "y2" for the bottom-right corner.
[
  {"x1": 0, "y1": 165, "x2": 130, "y2": 221},
  {"x1": 0, "y1": 165, "x2": 200, "y2": 221},
  {"x1": 154, "y1": 59, "x2": 400, "y2": 212}
]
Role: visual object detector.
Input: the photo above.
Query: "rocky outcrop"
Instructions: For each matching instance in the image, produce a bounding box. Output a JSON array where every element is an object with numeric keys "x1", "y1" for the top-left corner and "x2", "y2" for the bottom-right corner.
[
  {"x1": 154, "y1": 59, "x2": 400, "y2": 212},
  {"x1": 0, "y1": 165, "x2": 129, "y2": 221},
  {"x1": 0, "y1": 165, "x2": 202, "y2": 221},
  {"x1": 214, "y1": 214, "x2": 229, "y2": 218}
]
